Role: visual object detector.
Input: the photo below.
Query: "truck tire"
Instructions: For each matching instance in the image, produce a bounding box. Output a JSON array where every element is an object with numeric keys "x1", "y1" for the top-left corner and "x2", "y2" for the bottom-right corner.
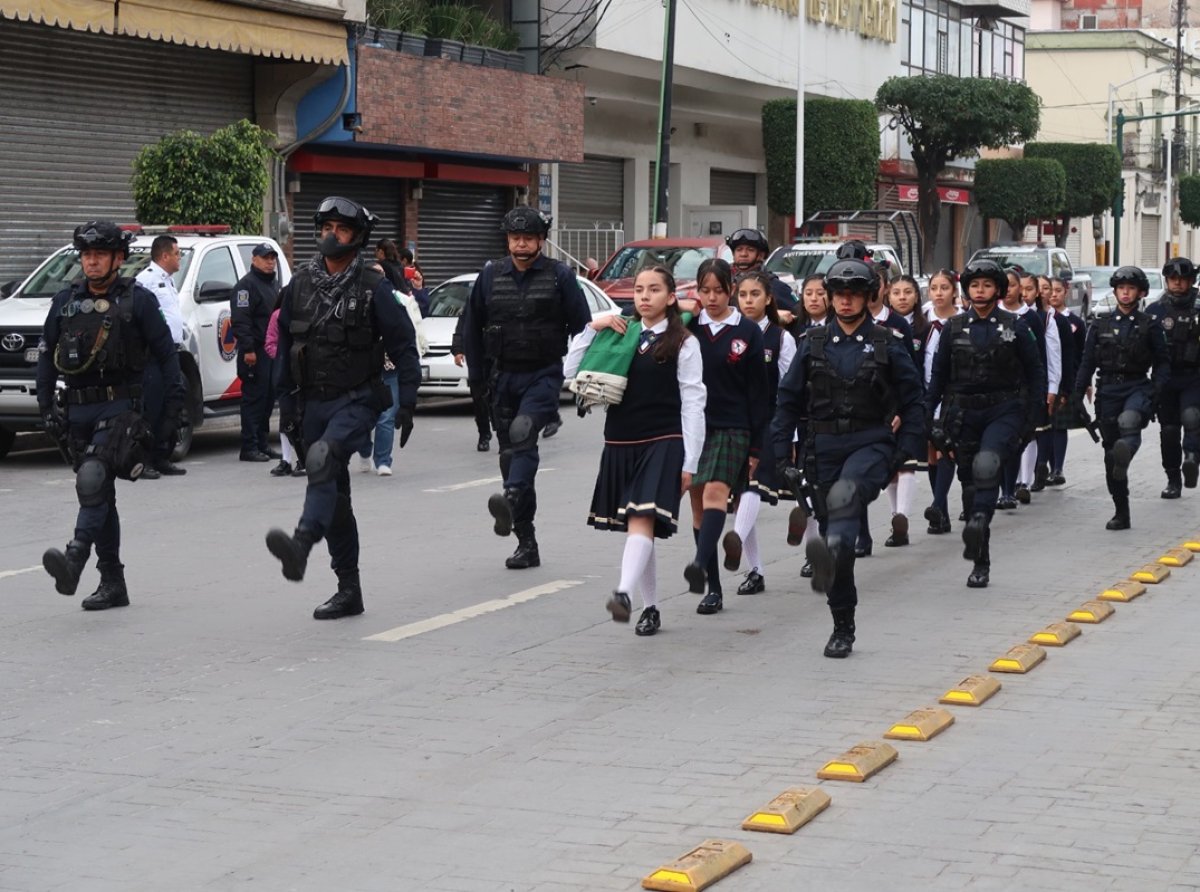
[
  {"x1": 170, "y1": 405, "x2": 194, "y2": 461},
  {"x1": 170, "y1": 367, "x2": 200, "y2": 461},
  {"x1": 0, "y1": 425, "x2": 14, "y2": 460}
]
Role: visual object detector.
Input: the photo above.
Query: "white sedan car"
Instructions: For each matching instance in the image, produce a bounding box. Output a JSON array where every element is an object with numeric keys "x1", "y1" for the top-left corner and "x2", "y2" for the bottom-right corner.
[{"x1": 418, "y1": 272, "x2": 622, "y2": 398}]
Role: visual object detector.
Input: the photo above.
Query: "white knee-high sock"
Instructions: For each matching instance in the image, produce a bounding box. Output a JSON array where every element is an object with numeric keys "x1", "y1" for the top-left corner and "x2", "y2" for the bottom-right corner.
[
  {"x1": 281, "y1": 436, "x2": 296, "y2": 464},
  {"x1": 800, "y1": 515, "x2": 819, "y2": 545},
  {"x1": 896, "y1": 471, "x2": 917, "y2": 517},
  {"x1": 734, "y1": 492, "x2": 762, "y2": 570},
  {"x1": 886, "y1": 479, "x2": 899, "y2": 513},
  {"x1": 1019, "y1": 441, "x2": 1037, "y2": 486},
  {"x1": 640, "y1": 543, "x2": 658, "y2": 609},
  {"x1": 618, "y1": 534, "x2": 654, "y2": 597}
]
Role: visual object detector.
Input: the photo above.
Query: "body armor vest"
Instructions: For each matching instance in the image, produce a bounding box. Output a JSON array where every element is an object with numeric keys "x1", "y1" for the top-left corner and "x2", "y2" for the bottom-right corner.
[
  {"x1": 288, "y1": 265, "x2": 384, "y2": 395},
  {"x1": 483, "y1": 262, "x2": 566, "y2": 371},
  {"x1": 1095, "y1": 312, "x2": 1153, "y2": 378},
  {"x1": 947, "y1": 312, "x2": 1023, "y2": 391},
  {"x1": 53, "y1": 278, "x2": 146, "y2": 381},
  {"x1": 1161, "y1": 295, "x2": 1200, "y2": 367},
  {"x1": 806, "y1": 326, "x2": 894, "y2": 425}
]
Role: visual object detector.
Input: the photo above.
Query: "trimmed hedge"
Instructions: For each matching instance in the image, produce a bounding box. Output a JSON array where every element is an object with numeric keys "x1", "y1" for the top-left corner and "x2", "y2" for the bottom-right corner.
[
  {"x1": 762, "y1": 97, "x2": 879, "y2": 217},
  {"x1": 974, "y1": 157, "x2": 1066, "y2": 240},
  {"x1": 1179, "y1": 175, "x2": 1200, "y2": 228}
]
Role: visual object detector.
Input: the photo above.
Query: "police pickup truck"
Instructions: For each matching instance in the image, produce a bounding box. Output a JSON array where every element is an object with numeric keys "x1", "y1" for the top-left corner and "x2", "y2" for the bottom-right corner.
[
  {"x1": 967, "y1": 244, "x2": 1093, "y2": 317},
  {"x1": 0, "y1": 226, "x2": 290, "y2": 460}
]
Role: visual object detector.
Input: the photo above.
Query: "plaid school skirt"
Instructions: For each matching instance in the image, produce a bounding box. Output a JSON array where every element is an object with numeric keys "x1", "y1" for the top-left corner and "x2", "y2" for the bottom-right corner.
[{"x1": 694, "y1": 427, "x2": 750, "y2": 493}]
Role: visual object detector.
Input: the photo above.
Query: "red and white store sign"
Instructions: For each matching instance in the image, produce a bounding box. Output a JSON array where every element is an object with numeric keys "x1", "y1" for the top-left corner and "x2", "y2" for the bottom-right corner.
[{"x1": 897, "y1": 185, "x2": 970, "y2": 205}]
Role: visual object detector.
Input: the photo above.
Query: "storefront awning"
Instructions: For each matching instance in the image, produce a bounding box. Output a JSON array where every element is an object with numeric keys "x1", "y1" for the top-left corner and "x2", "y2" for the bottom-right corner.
[
  {"x1": 117, "y1": 0, "x2": 348, "y2": 64},
  {"x1": 0, "y1": 0, "x2": 114, "y2": 33}
]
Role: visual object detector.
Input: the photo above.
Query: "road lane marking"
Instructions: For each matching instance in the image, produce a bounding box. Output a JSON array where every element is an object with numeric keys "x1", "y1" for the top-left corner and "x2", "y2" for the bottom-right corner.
[
  {"x1": 422, "y1": 468, "x2": 556, "y2": 494},
  {"x1": 363, "y1": 578, "x2": 584, "y2": 642},
  {"x1": 0, "y1": 566, "x2": 41, "y2": 581}
]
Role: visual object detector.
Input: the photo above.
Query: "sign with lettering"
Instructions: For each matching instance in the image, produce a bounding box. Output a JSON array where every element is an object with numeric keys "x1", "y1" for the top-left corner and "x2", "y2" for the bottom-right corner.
[{"x1": 806, "y1": 0, "x2": 897, "y2": 42}]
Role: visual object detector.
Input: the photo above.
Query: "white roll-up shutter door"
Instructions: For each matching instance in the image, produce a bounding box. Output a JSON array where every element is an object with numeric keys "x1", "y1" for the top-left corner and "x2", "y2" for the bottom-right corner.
[
  {"x1": 1140, "y1": 217, "x2": 1161, "y2": 267},
  {"x1": 292, "y1": 174, "x2": 405, "y2": 269},
  {"x1": 0, "y1": 19, "x2": 254, "y2": 283},
  {"x1": 557, "y1": 156, "x2": 624, "y2": 228},
  {"x1": 709, "y1": 169, "x2": 757, "y2": 206},
  {"x1": 417, "y1": 183, "x2": 508, "y2": 286}
]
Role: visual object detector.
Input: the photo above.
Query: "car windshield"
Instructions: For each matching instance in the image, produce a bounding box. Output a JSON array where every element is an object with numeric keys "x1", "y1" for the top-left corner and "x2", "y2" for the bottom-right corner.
[
  {"x1": 427, "y1": 280, "x2": 473, "y2": 317},
  {"x1": 597, "y1": 245, "x2": 716, "y2": 281},
  {"x1": 974, "y1": 251, "x2": 1046, "y2": 276},
  {"x1": 1146, "y1": 270, "x2": 1164, "y2": 289},
  {"x1": 764, "y1": 248, "x2": 838, "y2": 280},
  {"x1": 17, "y1": 247, "x2": 193, "y2": 298},
  {"x1": 1077, "y1": 267, "x2": 1116, "y2": 285}
]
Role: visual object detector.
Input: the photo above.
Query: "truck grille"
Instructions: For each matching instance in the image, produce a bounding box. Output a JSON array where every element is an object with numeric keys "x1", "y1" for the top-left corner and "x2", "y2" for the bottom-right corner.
[{"x1": 0, "y1": 327, "x2": 41, "y2": 378}]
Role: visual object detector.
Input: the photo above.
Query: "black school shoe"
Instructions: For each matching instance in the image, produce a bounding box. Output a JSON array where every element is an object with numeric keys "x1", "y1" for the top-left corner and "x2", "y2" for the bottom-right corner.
[
  {"x1": 635, "y1": 606, "x2": 661, "y2": 636},
  {"x1": 722, "y1": 531, "x2": 743, "y2": 571},
  {"x1": 696, "y1": 590, "x2": 723, "y2": 614},
  {"x1": 606, "y1": 590, "x2": 632, "y2": 623},
  {"x1": 737, "y1": 570, "x2": 765, "y2": 595}
]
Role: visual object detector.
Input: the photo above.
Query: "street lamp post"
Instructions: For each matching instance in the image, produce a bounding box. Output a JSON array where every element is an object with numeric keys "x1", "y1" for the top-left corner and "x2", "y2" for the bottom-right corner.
[{"x1": 1105, "y1": 66, "x2": 1171, "y2": 263}]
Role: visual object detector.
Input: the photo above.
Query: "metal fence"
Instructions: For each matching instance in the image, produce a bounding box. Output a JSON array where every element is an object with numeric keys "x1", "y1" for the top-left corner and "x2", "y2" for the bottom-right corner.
[{"x1": 546, "y1": 226, "x2": 625, "y2": 272}]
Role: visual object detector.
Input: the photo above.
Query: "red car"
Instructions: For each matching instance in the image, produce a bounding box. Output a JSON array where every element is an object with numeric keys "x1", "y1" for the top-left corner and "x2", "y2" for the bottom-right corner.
[{"x1": 590, "y1": 237, "x2": 733, "y2": 309}]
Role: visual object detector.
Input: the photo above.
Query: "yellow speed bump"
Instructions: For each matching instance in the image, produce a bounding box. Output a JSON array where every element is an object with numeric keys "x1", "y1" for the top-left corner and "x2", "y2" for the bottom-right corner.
[
  {"x1": 1029, "y1": 622, "x2": 1081, "y2": 647},
  {"x1": 816, "y1": 740, "x2": 898, "y2": 782},
  {"x1": 1132, "y1": 564, "x2": 1171, "y2": 584},
  {"x1": 1099, "y1": 580, "x2": 1146, "y2": 602},
  {"x1": 741, "y1": 787, "x2": 831, "y2": 834},
  {"x1": 642, "y1": 840, "x2": 752, "y2": 892},
  {"x1": 939, "y1": 674, "x2": 1001, "y2": 707},
  {"x1": 989, "y1": 644, "x2": 1046, "y2": 674},
  {"x1": 883, "y1": 707, "x2": 955, "y2": 741},
  {"x1": 1182, "y1": 540, "x2": 1200, "y2": 553},
  {"x1": 1159, "y1": 548, "x2": 1193, "y2": 567},
  {"x1": 1067, "y1": 600, "x2": 1115, "y2": 624}
]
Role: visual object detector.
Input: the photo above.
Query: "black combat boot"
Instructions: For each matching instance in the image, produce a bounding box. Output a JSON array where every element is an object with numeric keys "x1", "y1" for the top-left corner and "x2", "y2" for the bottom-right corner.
[
  {"x1": 313, "y1": 572, "x2": 364, "y2": 620},
  {"x1": 265, "y1": 526, "x2": 315, "y2": 581},
  {"x1": 1162, "y1": 471, "x2": 1183, "y2": 499},
  {"x1": 43, "y1": 539, "x2": 90, "y2": 596},
  {"x1": 805, "y1": 536, "x2": 836, "y2": 594},
  {"x1": 824, "y1": 607, "x2": 856, "y2": 658},
  {"x1": 81, "y1": 561, "x2": 129, "y2": 610},
  {"x1": 1184, "y1": 452, "x2": 1199, "y2": 489},
  {"x1": 967, "y1": 525, "x2": 990, "y2": 588},
  {"x1": 506, "y1": 522, "x2": 540, "y2": 569},
  {"x1": 962, "y1": 513, "x2": 988, "y2": 562},
  {"x1": 488, "y1": 488, "x2": 517, "y2": 537},
  {"x1": 1106, "y1": 488, "x2": 1131, "y2": 530}
]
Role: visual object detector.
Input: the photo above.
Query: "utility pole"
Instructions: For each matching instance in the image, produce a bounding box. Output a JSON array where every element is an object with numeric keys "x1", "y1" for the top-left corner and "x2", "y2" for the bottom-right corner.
[
  {"x1": 1171, "y1": 0, "x2": 1188, "y2": 256},
  {"x1": 651, "y1": 0, "x2": 677, "y2": 239}
]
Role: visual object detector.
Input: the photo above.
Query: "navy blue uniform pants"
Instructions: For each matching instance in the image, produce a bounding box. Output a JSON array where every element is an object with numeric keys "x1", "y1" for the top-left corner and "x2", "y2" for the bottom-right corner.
[
  {"x1": 68, "y1": 399, "x2": 135, "y2": 565},
  {"x1": 489, "y1": 365, "x2": 563, "y2": 524},
  {"x1": 1157, "y1": 370, "x2": 1200, "y2": 473},
  {"x1": 298, "y1": 391, "x2": 376, "y2": 575},
  {"x1": 1098, "y1": 383, "x2": 1153, "y2": 497},
  {"x1": 812, "y1": 432, "x2": 894, "y2": 611},
  {"x1": 953, "y1": 399, "x2": 1023, "y2": 522},
  {"x1": 238, "y1": 352, "x2": 274, "y2": 454},
  {"x1": 142, "y1": 357, "x2": 183, "y2": 462}
]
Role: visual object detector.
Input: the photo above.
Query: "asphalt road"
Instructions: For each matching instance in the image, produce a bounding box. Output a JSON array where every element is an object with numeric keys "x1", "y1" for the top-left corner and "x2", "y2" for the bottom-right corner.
[{"x1": 2, "y1": 405, "x2": 1200, "y2": 891}]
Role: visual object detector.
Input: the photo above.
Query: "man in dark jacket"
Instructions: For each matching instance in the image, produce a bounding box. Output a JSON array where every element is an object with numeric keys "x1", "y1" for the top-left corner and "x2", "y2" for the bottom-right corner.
[{"x1": 231, "y1": 243, "x2": 282, "y2": 462}]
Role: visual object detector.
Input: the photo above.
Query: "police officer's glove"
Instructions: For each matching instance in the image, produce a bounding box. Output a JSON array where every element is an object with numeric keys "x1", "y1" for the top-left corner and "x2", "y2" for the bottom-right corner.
[
  {"x1": 396, "y1": 406, "x2": 415, "y2": 448},
  {"x1": 41, "y1": 407, "x2": 63, "y2": 440},
  {"x1": 159, "y1": 412, "x2": 182, "y2": 450}
]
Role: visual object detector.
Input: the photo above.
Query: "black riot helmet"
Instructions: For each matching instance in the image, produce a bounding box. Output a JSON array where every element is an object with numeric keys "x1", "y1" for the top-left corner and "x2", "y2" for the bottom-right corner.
[
  {"x1": 824, "y1": 258, "x2": 876, "y2": 324},
  {"x1": 835, "y1": 239, "x2": 872, "y2": 261},
  {"x1": 726, "y1": 228, "x2": 769, "y2": 253},
  {"x1": 501, "y1": 206, "x2": 551, "y2": 237},
  {"x1": 1109, "y1": 266, "x2": 1150, "y2": 294},
  {"x1": 73, "y1": 221, "x2": 133, "y2": 258},
  {"x1": 313, "y1": 196, "x2": 377, "y2": 258},
  {"x1": 959, "y1": 259, "x2": 1008, "y2": 300},
  {"x1": 1162, "y1": 256, "x2": 1196, "y2": 281}
]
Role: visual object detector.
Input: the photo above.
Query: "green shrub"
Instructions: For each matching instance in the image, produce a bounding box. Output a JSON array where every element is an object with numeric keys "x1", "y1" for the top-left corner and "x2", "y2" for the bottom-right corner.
[
  {"x1": 974, "y1": 157, "x2": 1066, "y2": 240},
  {"x1": 1025, "y1": 142, "x2": 1121, "y2": 246}
]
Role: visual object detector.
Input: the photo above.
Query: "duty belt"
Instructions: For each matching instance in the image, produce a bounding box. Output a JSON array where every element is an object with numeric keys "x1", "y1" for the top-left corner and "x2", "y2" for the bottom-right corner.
[
  {"x1": 949, "y1": 390, "x2": 1020, "y2": 409},
  {"x1": 809, "y1": 418, "x2": 887, "y2": 435},
  {"x1": 1098, "y1": 372, "x2": 1146, "y2": 385},
  {"x1": 303, "y1": 381, "x2": 371, "y2": 402},
  {"x1": 66, "y1": 383, "x2": 142, "y2": 405}
]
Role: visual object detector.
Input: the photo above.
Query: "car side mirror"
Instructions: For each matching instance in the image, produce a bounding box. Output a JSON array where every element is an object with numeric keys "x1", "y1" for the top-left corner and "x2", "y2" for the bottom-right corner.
[
  {"x1": 585, "y1": 267, "x2": 600, "y2": 281},
  {"x1": 0, "y1": 280, "x2": 16, "y2": 298},
  {"x1": 198, "y1": 280, "x2": 233, "y2": 303}
]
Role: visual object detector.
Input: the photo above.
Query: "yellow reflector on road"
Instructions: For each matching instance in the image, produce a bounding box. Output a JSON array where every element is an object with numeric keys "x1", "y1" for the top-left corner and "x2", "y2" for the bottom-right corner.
[
  {"x1": 989, "y1": 643, "x2": 1046, "y2": 674},
  {"x1": 741, "y1": 787, "x2": 831, "y2": 834},
  {"x1": 884, "y1": 707, "x2": 955, "y2": 741},
  {"x1": 817, "y1": 740, "x2": 898, "y2": 782},
  {"x1": 939, "y1": 674, "x2": 1001, "y2": 706},
  {"x1": 1067, "y1": 600, "x2": 1114, "y2": 623},
  {"x1": 1182, "y1": 540, "x2": 1200, "y2": 553},
  {"x1": 1029, "y1": 622, "x2": 1081, "y2": 647},
  {"x1": 642, "y1": 840, "x2": 752, "y2": 892},
  {"x1": 1099, "y1": 580, "x2": 1145, "y2": 602},
  {"x1": 1159, "y1": 548, "x2": 1193, "y2": 567},
  {"x1": 1132, "y1": 564, "x2": 1170, "y2": 584}
]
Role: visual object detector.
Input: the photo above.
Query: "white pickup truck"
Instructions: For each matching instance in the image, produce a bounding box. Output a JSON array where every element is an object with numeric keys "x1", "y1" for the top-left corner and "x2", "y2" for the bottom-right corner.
[{"x1": 0, "y1": 227, "x2": 290, "y2": 460}]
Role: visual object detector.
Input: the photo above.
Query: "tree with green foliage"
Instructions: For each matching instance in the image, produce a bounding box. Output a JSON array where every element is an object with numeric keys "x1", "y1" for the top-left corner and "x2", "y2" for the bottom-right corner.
[
  {"x1": 1024, "y1": 142, "x2": 1121, "y2": 247},
  {"x1": 1178, "y1": 175, "x2": 1200, "y2": 228},
  {"x1": 876, "y1": 75, "x2": 1041, "y2": 267},
  {"x1": 761, "y1": 97, "x2": 879, "y2": 220},
  {"x1": 974, "y1": 158, "x2": 1066, "y2": 242},
  {"x1": 131, "y1": 120, "x2": 276, "y2": 233}
]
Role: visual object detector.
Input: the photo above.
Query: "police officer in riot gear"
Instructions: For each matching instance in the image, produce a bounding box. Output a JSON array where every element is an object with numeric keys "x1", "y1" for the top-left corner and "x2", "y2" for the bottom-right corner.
[
  {"x1": 1072, "y1": 266, "x2": 1170, "y2": 529},
  {"x1": 770, "y1": 258, "x2": 925, "y2": 658},
  {"x1": 726, "y1": 228, "x2": 798, "y2": 322},
  {"x1": 265, "y1": 196, "x2": 421, "y2": 619},
  {"x1": 1146, "y1": 256, "x2": 1200, "y2": 498},
  {"x1": 927, "y1": 260, "x2": 1045, "y2": 589},
  {"x1": 462, "y1": 207, "x2": 592, "y2": 569},
  {"x1": 37, "y1": 221, "x2": 185, "y2": 609}
]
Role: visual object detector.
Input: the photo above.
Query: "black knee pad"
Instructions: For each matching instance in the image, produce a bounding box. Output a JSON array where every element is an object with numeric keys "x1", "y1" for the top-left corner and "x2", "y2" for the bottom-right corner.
[
  {"x1": 508, "y1": 413, "x2": 537, "y2": 451},
  {"x1": 1183, "y1": 406, "x2": 1200, "y2": 433},
  {"x1": 75, "y1": 458, "x2": 110, "y2": 508},
  {"x1": 305, "y1": 439, "x2": 336, "y2": 484},
  {"x1": 825, "y1": 479, "x2": 859, "y2": 522},
  {"x1": 972, "y1": 450, "x2": 1002, "y2": 489},
  {"x1": 1118, "y1": 410, "x2": 1143, "y2": 437}
]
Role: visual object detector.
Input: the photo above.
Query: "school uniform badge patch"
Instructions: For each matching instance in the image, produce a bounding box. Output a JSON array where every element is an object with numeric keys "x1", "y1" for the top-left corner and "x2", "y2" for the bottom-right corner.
[{"x1": 728, "y1": 338, "x2": 748, "y2": 362}]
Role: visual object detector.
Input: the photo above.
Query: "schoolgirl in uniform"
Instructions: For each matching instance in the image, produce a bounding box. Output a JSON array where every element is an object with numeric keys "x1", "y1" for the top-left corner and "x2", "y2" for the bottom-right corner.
[
  {"x1": 723, "y1": 271, "x2": 796, "y2": 594},
  {"x1": 1044, "y1": 276, "x2": 1085, "y2": 484},
  {"x1": 796, "y1": 273, "x2": 828, "y2": 576},
  {"x1": 1032, "y1": 274, "x2": 1068, "y2": 491},
  {"x1": 683, "y1": 258, "x2": 769, "y2": 614},
  {"x1": 1009, "y1": 272, "x2": 1050, "y2": 502},
  {"x1": 881, "y1": 274, "x2": 928, "y2": 545},
  {"x1": 567, "y1": 266, "x2": 706, "y2": 636},
  {"x1": 921, "y1": 270, "x2": 961, "y2": 533},
  {"x1": 995, "y1": 269, "x2": 1027, "y2": 508}
]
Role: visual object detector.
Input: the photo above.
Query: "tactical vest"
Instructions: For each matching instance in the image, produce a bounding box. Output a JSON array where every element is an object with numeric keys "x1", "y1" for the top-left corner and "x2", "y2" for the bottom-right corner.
[
  {"x1": 1095, "y1": 312, "x2": 1153, "y2": 378},
  {"x1": 947, "y1": 313, "x2": 1023, "y2": 391},
  {"x1": 53, "y1": 278, "x2": 146, "y2": 381},
  {"x1": 1161, "y1": 295, "x2": 1200, "y2": 367},
  {"x1": 483, "y1": 261, "x2": 567, "y2": 371},
  {"x1": 288, "y1": 265, "x2": 384, "y2": 396},
  {"x1": 806, "y1": 326, "x2": 894, "y2": 426}
]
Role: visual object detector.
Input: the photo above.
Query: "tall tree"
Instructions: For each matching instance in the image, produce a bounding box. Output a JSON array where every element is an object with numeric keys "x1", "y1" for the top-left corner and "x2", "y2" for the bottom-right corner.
[
  {"x1": 974, "y1": 158, "x2": 1066, "y2": 242},
  {"x1": 1025, "y1": 142, "x2": 1122, "y2": 247},
  {"x1": 876, "y1": 76, "x2": 1041, "y2": 268}
]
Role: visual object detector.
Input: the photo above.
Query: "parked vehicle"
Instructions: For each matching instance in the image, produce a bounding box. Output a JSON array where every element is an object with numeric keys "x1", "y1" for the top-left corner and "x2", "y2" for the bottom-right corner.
[
  {"x1": 590, "y1": 237, "x2": 733, "y2": 310},
  {"x1": 1077, "y1": 266, "x2": 1163, "y2": 318},
  {"x1": 968, "y1": 245, "x2": 1093, "y2": 316},
  {"x1": 0, "y1": 227, "x2": 290, "y2": 460},
  {"x1": 419, "y1": 272, "x2": 621, "y2": 398},
  {"x1": 764, "y1": 241, "x2": 903, "y2": 289}
]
